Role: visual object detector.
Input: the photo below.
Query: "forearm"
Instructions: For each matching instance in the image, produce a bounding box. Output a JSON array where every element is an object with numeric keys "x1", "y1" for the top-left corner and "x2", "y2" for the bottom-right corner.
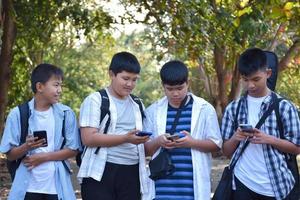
[
  {"x1": 269, "y1": 137, "x2": 300, "y2": 155},
  {"x1": 145, "y1": 138, "x2": 161, "y2": 156},
  {"x1": 222, "y1": 138, "x2": 240, "y2": 157},
  {"x1": 83, "y1": 133, "x2": 128, "y2": 147},
  {"x1": 7, "y1": 144, "x2": 30, "y2": 161},
  {"x1": 190, "y1": 139, "x2": 220, "y2": 153},
  {"x1": 43, "y1": 148, "x2": 78, "y2": 162}
]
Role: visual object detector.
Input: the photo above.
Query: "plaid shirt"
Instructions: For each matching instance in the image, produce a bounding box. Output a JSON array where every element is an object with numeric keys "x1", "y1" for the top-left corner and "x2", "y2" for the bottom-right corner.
[{"x1": 221, "y1": 92, "x2": 300, "y2": 200}]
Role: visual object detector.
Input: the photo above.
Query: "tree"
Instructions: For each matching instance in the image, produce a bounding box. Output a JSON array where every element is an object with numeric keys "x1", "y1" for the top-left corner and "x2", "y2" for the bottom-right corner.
[
  {"x1": 0, "y1": 0, "x2": 113, "y2": 135},
  {"x1": 121, "y1": 0, "x2": 300, "y2": 116},
  {"x1": 0, "y1": 0, "x2": 17, "y2": 134}
]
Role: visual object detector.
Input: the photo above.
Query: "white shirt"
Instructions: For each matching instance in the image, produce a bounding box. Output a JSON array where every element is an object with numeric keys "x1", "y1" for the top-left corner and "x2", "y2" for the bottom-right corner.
[
  {"x1": 143, "y1": 93, "x2": 223, "y2": 200},
  {"x1": 27, "y1": 107, "x2": 56, "y2": 194},
  {"x1": 234, "y1": 95, "x2": 274, "y2": 197},
  {"x1": 77, "y1": 88, "x2": 149, "y2": 199}
]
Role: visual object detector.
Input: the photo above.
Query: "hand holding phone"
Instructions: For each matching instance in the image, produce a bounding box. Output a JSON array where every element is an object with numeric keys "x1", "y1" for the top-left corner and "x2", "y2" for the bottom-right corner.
[
  {"x1": 33, "y1": 130, "x2": 48, "y2": 146},
  {"x1": 136, "y1": 131, "x2": 152, "y2": 137},
  {"x1": 165, "y1": 132, "x2": 185, "y2": 141},
  {"x1": 239, "y1": 124, "x2": 254, "y2": 133}
]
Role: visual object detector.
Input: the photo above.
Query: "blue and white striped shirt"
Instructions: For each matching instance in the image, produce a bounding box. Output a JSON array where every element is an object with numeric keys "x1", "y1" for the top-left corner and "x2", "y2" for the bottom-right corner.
[
  {"x1": 221, "y1": 92, "x2": 300, "y2": 200},
  {"x1": 155, "y1": 98, "x2": 194, "y2": 200}
]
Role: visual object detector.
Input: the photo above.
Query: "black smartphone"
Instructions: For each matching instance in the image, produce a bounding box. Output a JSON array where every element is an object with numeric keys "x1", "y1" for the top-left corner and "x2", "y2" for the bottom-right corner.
[
  {"x1": 33, "y1": 130, "x2": 48, "y2": 146},
  {"x1": 239, "y1": 124, "x2": 254, "y2": 133},
  {"x1": 136, "y1": 131, "x2": 152, "y2": 137}
]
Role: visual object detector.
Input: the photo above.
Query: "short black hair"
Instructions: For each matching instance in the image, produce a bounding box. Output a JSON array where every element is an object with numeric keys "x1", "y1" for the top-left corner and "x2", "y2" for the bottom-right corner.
[
  {"x1": 160, "y1": 60, "x2": 188, "y2": 85},
  {"x1": 31, "y1": 63, "x2": 63, "y2": 93},
  {"x1": 238, "y1": 48, "x2": 267, "y2": 76},
  {"x1": 109, "y1": 51, "x2": 140, "y2": 75}
]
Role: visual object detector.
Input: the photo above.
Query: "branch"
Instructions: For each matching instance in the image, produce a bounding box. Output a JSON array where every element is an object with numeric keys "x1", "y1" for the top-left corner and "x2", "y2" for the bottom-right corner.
[
  {"x1": 268, "y1": 22, "x2": 287, "y2": 51},
  {"x1": 278, "y1": 40, "x2": 300, "y2": 71}
]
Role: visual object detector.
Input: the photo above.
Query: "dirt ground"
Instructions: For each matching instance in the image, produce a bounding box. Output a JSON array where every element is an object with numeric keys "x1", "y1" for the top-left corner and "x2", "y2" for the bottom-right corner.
[{"x1": 1, "y1": 153, "x2": 299, "y2": 200}]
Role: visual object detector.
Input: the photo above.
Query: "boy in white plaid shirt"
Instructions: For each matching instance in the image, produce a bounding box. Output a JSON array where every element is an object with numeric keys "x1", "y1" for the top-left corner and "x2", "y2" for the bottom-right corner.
[{"x1": 221, "y1": 48, "x2": 300, "y2": 200}]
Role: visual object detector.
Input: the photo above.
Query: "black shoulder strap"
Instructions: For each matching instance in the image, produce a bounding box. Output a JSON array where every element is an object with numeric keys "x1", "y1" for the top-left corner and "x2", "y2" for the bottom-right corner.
[
  {"x1": 231, "y1": 94, "x2": 279, "y2": 168},
  {"x1": 60, "y1": 111, "x2": 72, "y2": 174},
  {"x1": 95, "y1": 89, "x2": 111, "y2": 154},
  {"x1": 273, "y1": 94, "x2": 284, "y2": 139},
  {"x1": 234, "y1": 99, "x2": 242, "y2": 131},
  {"x1": 18, "y1": 102, "x2": 30, "y2": 144},
  {"x1": 130, "y1": 94, "x2": 146, "y2": 119}
]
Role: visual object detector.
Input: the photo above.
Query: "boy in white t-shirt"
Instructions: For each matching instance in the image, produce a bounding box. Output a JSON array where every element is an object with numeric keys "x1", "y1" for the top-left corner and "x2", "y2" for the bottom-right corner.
[
  {"x1": 78, "y1": 52, "x2": 150, "y2": 200},
  {"x1": 0, "y1": 63, "x2": 80, "y2": 200},
  {"x1": 221, "y1": 48, "x2": 300, "y2": 200}
]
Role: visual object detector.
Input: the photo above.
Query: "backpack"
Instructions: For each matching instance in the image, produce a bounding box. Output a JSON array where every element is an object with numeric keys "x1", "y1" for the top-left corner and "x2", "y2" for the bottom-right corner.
[
  {"x1": 75, "y1": 89, "x2": 145, "y2": 166},
  {"x1": 6, "y1": 102, "x2": 70, "y2": 181}
]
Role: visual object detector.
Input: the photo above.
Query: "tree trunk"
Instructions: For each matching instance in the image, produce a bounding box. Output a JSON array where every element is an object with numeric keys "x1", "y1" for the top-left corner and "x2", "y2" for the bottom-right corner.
[
  {"x1": 0, "y1": 0, "x2": 17, "y2": 136},
  {"x1": 228, "y1": 54, "x2": 241, "y2": 101},
  {"x1": 278, "y1": 40, "x2": 300, "y2": 71},
  {"x1": 214, "y1": 45, "x2": 228, "y2": 116}
]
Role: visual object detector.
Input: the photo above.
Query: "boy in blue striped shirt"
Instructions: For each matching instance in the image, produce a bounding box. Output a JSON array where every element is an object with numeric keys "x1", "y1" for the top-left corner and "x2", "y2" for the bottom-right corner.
[{"x1": 144, "y1": 60, "x2": 222, "y2": 200}]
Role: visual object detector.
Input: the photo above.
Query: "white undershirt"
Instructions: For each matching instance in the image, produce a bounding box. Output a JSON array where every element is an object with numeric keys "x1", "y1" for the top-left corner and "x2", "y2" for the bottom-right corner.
[
  {"x1": 234, "y1": 95, "x2": 275, "y2": 197},
  {"x1": 27, "y1": 107, "x2": 57, "y2": 194}
]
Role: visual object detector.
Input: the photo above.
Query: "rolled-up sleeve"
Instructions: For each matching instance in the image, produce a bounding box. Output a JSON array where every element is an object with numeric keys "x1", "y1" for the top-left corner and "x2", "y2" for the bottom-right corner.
[
  {"x1": 0, "y1": 107, "x2": 21, "y2": 153},
  {"x1": 64, "y1": 109, "x2": 81, "y2": 150}
]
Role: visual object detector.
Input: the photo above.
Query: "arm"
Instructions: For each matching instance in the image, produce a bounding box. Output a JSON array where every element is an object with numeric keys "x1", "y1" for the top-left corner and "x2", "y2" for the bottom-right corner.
[
  {"x1": 223, "y1": 128, "x2": 253, "y2": 157},
  {"x1": 81, "y1": 127, "x2": 149, "y2": 147},
  {"x1": 23, "y1": 148, "x2": 77, "y2": 170},
  {"x1": 144, "y1": 135, "x2": 175, "y2": 156},
  {"x1": 173, "y1": 131, "x2": 220, "y2": 153},
  {"x1": 251, "y1": 128, "x2": 300, "y2": 154}
]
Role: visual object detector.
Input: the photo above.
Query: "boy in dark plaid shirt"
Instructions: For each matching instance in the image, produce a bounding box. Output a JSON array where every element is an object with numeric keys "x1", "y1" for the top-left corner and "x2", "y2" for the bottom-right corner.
[{"x1": 221, "y1": 48, "x2": 300, "y2": 200}]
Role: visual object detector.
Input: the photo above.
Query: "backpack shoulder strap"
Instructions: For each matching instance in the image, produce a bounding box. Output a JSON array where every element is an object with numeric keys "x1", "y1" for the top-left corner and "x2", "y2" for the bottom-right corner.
[
  {"x1": 130, "y1": 94, "x2": 145, "y2": 119},
  {"x1": 233, "y1": 98, "x2": 242, "y2": 131},
  {"x1": 94, "y1": 89, "x2": 111, "y2": 154},
  {"x1": 273, "y1": 93, "x2": 284, "y2": 138},
  {"x1": 99, "y1": 89, "x2": 110, "y2": 124},
  {"x1": 18, "y1": 101, "x2": 30, "y2": 144}
]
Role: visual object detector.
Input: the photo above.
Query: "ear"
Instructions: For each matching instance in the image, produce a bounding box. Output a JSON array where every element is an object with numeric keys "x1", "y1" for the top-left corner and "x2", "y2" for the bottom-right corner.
[
  {"x1": 266, "y1": 68, "x2": 272, "y2": 78},
  {"x1": 109, "y1": 70, "x2": 115, "y2": 78},
  {"x1": 36, "y1": 82, "x2": 44, "y2": 93}
]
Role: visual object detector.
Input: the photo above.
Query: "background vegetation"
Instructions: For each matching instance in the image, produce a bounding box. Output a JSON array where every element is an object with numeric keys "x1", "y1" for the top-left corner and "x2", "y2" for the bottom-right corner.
[{"x1": 0, "y1": 0, "x2": 300, "y2": 137}]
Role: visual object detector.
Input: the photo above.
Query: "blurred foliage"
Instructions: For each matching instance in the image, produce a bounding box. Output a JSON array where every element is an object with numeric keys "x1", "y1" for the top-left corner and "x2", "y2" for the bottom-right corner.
[
  {"x1": 121, "y1": 0, "x2": 300, "y2": 109},
  {"x1": 6, "y1": 0, "x2": 113, "y2": 113}
]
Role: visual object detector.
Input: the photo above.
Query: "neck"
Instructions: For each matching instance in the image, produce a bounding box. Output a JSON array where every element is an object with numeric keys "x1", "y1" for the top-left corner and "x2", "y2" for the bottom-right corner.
[
  {"x1": 107, "y1": 85, "x2": 127, "y2": 99},
  {"x1": 34, "y1": 96, "x2": 51, "y2": 111}
]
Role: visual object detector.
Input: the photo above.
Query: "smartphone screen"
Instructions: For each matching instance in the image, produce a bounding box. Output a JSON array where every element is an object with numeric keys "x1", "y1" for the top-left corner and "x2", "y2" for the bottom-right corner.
[{"x1": 33, "y1": 130, "x2": 48, "y2": 146}]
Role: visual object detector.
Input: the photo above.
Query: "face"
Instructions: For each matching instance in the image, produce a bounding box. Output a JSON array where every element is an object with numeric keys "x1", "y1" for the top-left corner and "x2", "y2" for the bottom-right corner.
[
  {"x1": 163, "y1": 82, "x2": 189, "y2": 108},
  {"x1": 36, "y1": 75, "x2": 63, "y2": 104},
  {"x1": 241, "y1": 69, "x2": 271, "y2": 97},
  {"x1": 109, "y1": 70, "x2": 139, "y2": 99}
]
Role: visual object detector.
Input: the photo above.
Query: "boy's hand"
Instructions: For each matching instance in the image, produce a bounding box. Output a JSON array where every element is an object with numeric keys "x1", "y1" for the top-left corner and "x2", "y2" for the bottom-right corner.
[
  {"x1": 125, "y1": 130, "x2": 150, "y2": 145},
  {"x1": 232, "y1": 128, "x2": 254, "y2": 142},
  {"x1": 25, "y1": 135, "x2": 46, "y2": 150},
  {"x1": 23, "y1": 153, "x2": 47, "y2": 170},
  {"x1": 157, "y1": 134, "x2": 176, "y2": 149},
  {"x1": 250, "y1": 129, "x2": 275, "y2": 145},
  {"x1": 173, "y1": 131, "x2": 193, "y2": 148}
]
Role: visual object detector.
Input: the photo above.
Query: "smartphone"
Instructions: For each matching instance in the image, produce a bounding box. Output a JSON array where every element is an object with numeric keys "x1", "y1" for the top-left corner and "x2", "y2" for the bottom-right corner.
[
  {"x1": 33, "y1": 130, "x2": 48, "y2": 146},
  {"x1": 166, "y1": 132, "x2": 185, "y2": 141},
  {"x1": 136, "y1": 131, "x2": 152, "y2": 137},
  {"x1": 239, "y1": 124, "x2": 254, "y2": 133}
]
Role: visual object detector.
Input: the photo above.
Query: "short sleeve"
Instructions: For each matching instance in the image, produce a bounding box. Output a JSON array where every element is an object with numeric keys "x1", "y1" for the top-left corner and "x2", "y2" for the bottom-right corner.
[{"x1": 79, "y1": 92, "x2": 102, "y2": 128}]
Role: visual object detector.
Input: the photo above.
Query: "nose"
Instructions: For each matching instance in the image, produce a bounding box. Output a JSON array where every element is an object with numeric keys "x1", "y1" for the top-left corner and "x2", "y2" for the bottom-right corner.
[
  {"x1": 126, "y1": 80, "x2": 135, "y2": 87},
  {"x1": 247, "y1": 81, "x2": 255, "y2": 90},
  {"x1": 57, "y1": 85, "x2": 62, "y2": 93}
]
